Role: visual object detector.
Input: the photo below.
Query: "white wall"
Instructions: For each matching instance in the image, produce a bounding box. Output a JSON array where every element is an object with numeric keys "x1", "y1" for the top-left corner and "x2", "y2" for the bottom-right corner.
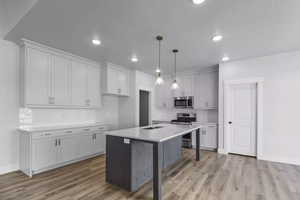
[
  {"x1": 219, "y1": 51, "x2": 300, "y2": 165},
  {"x1": 0, "y1": 1, "x2": 6, "y2": 37},
  {"x1": 118, "y1": 70, "x2": 136, "y2": 129},
  {"x1": 0, "y1": 40, "x2": 20, "y2": 174},
  {"x1": 0, "y1": 39, "x2": 119, "y2": 174}
]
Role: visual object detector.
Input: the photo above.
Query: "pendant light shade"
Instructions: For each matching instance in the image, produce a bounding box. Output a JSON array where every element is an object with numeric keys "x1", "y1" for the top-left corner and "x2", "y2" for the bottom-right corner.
[
  {"x1": 155, "y1": 35, "x2": 164, "y2": 85},
  {"x1": 171, "y1": 49, "x2": 179, "y2": 90}
]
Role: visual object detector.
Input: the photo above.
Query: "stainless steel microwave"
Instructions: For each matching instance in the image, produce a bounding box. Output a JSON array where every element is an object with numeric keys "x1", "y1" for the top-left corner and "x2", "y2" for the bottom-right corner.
[{"x1": 174, "y1": 96, "x2": 194, "y2": 109}]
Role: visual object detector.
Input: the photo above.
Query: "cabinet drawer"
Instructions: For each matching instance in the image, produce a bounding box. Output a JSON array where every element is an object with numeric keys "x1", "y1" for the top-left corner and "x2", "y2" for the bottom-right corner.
[{"x1": 32, "y1": 131, "x2": 58, "y2": 139}]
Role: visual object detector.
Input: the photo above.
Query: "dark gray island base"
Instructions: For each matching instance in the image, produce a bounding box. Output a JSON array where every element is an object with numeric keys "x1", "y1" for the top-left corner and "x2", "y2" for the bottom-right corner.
[
  {"x1": 106, "y1": 135, "x2": 182, "y2": 192},
  {"x1": 105, "y1": 124, "x2": 202, "y2": 200}
]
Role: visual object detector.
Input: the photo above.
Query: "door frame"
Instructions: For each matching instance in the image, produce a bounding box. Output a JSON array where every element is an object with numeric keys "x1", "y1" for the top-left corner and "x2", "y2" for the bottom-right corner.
[
  {"x1": 224, "y1": 78, "x2": 263, "y2": 159},
  {"x1": 136, "y1": 89, "x2": 152, "y2": 127}
]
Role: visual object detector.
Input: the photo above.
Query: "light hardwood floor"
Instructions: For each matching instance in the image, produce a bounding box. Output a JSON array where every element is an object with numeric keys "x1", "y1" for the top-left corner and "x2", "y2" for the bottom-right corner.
[{"x1": 1, "y1": 150, "x2": 300, "y2": 200}]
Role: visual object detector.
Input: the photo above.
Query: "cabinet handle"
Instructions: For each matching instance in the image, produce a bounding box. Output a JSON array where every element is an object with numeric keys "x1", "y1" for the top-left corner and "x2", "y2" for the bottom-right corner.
[
  {"x1": 58, "y1": 139, "x2": 61, "y2": 146},
  {"x1": 84, "y1": 128, "x2": 90, "y2": 131},
  {"x1": 95, "y1": 134, "x2": 97, "y2": 139},
  {"x1": 98, "y1": 127, "x2": 104, "y2": 130},
  {"x1": 44, "y1": 133, "x2": 51, "y2": 136},
  {"x1": 55, "y1": 139, "x2": 57, "y2": 146}
]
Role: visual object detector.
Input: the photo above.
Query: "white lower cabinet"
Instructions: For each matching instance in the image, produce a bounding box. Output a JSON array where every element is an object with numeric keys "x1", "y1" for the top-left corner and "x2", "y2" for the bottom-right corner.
[
  {"x1": 32, "y1": 137, "x2": 57, "y2": 171},
  {"x1": 192, "y1": 125, "x2": 218, "y2": 150},
  {"x1": 79, "y1": 133, "x2": 95, "y2": 157},
  {"x1": 20, "y1": 125, "x2": 107, "y2": 177},
  {"x1": 94, "y1": 132, "x2": 106, "y2": 153},
  {"x1": 59, "y1": 135, "x2": 80, "y2": 163}
]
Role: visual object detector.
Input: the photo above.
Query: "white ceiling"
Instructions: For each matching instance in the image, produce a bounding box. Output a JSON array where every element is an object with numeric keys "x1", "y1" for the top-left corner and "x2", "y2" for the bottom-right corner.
[{"x1": 5, "y1": 0, "x2": 300, "y2": 74}]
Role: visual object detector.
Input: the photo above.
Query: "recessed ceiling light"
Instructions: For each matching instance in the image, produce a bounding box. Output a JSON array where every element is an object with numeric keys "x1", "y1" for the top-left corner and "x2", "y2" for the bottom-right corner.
[
  {"x1": 212, "y1": 35, "x2": 223, "y2": 42},
  {"x1": 222, "y1": 56, "x2": 230, "y2": 62},
  {"x1": 92, "y1": 39, "x2": 101, "y2": 46},
  {"x1": 192, "y1": 0, "x2": 205, "y2": 5},
  {"x1": 131, "y1": 56, "x2": 138, "y2": 62}
]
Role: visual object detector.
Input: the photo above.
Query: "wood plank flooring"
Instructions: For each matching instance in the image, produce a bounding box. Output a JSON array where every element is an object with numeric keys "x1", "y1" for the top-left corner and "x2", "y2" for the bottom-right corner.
[{"x1": 1, "y1": 150, "x2": 300, "y2": 200}]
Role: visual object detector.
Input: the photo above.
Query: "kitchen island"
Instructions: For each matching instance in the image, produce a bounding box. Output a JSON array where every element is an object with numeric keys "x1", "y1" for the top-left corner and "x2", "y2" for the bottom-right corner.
[{"x1": 105, "y1": 124, "x2": 202, "y2": 200}]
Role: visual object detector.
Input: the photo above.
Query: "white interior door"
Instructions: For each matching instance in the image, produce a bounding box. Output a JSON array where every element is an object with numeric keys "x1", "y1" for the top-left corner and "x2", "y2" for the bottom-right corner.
[{"x1": 227, "y1": 83, "x2": 257, "y2": 156}]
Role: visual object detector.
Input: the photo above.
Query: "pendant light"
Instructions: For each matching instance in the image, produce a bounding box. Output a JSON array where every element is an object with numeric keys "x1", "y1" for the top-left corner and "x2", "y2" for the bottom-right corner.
[
  {"x1": 155, "y1": 36, "x2": 164, "y2": 85},
  {"x1": 171, "y1": 49, "x2": 179, "y2": 90}
]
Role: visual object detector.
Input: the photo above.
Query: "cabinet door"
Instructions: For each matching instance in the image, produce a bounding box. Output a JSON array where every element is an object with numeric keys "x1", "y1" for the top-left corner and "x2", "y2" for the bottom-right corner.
[
  {"x1": 205, "y1": 126, "x2": 218, "y2": 149},
  {"x1": 205, "y1": 72, "x2": 218, "y2": 108},
  {"x1": 25, "y1": 47, "x2": 51, "y2": 105},
  {"x1": 71, "y1": 61, "x2": 87, "y2": 106},
  {"x1": 79, "y1": 133, "x2": 95, "y2": 157},
  {"x1": 107, "y1": 67, "x2": 119, "y2": 95},
  {"x1": 182, "y1": 75, "x2": 194, "y2": 97},
  {"x1": 87, "y1": 65, "x2": 101, "y2": 107},
  {"x1": 32, "y1": 138, "x2": 57, "y2": 171},
  {"x1": 58, "y1": 135, "x2": 80, "y2": 163},
  {"x1": 94, "y1": 132, "x2": 105, "y2": 153},
  {"x1": 118, "y1": 70, "x2": 129, "y2": 96},
  {"x1": 52, "y1": 55, "x2": 71, "y2": 105}
]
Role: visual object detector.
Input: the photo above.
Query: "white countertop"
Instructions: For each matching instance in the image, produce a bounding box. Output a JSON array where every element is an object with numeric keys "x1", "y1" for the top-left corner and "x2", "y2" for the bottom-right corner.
[
  {"x1": 106, "y1": 123, "x2": 203, "y2": 143},
  {"x1": 18, "y1": 122, "x2": 108, "y2": 133}
]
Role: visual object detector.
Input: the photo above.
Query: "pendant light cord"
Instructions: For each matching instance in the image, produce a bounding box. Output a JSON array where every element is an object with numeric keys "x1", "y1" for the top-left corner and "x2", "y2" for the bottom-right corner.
[
  {"x1": 158, "y1": 39, "x2": 161, "y2": 75},
  {"x1": 174, "y1": 52, "x2": 177, "y2": 81}
]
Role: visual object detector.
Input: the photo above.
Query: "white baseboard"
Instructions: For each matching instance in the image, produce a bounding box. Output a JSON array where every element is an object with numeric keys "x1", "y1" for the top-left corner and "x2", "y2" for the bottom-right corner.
[
  {"x1": 258, "y1": 155, "x2": 300, "y2": 166},
  {"x1": 0, "y1": 164, "x2": 19, "y2": 175},
  {"x1": 217, "y1": 148, "x2": 227, "y2": 154}
]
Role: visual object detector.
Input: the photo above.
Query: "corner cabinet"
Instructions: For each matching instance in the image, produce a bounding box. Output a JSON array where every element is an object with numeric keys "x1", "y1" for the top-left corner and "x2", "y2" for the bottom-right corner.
[
  {"x1": 21, "y1": 39, "x2": 101, "y2": 108},
  {"x1": 19, "y1": 124, "x2": 107, "y2": 177},
  {"x1": 102, "y1": 62, "x2": 130, "y2": 96}
]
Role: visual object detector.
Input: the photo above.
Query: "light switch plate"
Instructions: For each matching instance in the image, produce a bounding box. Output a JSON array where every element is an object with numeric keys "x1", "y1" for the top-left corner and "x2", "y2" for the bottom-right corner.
[{"x1": 124, "y1": 138, "x2": 130, "y2": 144}]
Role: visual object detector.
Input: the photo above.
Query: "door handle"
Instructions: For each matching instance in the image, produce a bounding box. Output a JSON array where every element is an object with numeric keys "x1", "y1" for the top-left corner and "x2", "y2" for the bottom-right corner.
[{"x1": 228, "y1": 121, "x2": 232, "y2": 124}]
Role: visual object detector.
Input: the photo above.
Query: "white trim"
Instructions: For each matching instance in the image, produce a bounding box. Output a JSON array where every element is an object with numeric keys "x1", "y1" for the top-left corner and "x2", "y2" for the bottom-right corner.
[
  {"x1": 0, "y1": 164, "x2": 19, "y2": 175},
  {"x1": 218, "y1": 148, "x2": 227, "y2": 154},
  {"x1": 136, "y1": 88, "x2": 152, "y2": 127},
  {"x1": 223, "y1": 77, "x2": 264, "y2": 159}
]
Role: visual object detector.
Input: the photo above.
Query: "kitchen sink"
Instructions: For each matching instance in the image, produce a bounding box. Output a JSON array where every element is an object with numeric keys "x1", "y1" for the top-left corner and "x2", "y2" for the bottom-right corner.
[{"x1": 143, "y1": 126, "x2": 163, "y2": 130}]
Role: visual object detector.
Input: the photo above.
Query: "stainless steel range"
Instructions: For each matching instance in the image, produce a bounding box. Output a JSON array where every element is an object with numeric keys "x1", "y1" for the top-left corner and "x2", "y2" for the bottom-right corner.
[{"x1": 171, "y1": 113, "x2": 196, "y2": 148}]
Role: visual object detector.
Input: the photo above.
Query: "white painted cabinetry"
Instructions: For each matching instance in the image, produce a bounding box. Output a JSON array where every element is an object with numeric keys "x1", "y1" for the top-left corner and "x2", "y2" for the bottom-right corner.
[
  {"x1": 21, "y1": 39, "x2": 101, "y2": 108},
  {"x1": 172, "y1": 75, "x2": 194, "y2": 97},
  {"x1": 194, "y1": 71, "x2": 218, "y2": 109},
  {"x1": 19, "y1": 124, "x2": 107, "y2": 177},
  {"x1": 102, "y1": 63, "x2": 130, "y2": 96},
  {"x1": 25, "y1": 47, "x2": 51, "y2": 106},
  {"x1": 192, "y1": 125, "x2": 218, "y2": 150}
]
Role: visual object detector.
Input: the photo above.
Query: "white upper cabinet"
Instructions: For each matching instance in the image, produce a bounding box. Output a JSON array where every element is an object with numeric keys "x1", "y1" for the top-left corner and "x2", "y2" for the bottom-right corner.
[
  {"x1": 87, "y1": 64, "x2": 101, "y2": 107},
  {"x1": 103, "y1": 63, "x2": 130, "y2": 96},
  {"x1": 25, "y1": 47, "x2": 51, "y2": 106},
  {"x1": 21, "y1": 40, "x2": 101, "y2": 108},
  {"x1": 194, "y1": 71, "x2": 218, "y2": 109},
  {"x1": 71, "y1": 61, "x2": 87, "y2": 107},
  {"x1": 172, "y1": 75, "x2": 194, "y2": 97},
  {"x1": 52, "y1": 55, "x2": 71, "y2": 105}
]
